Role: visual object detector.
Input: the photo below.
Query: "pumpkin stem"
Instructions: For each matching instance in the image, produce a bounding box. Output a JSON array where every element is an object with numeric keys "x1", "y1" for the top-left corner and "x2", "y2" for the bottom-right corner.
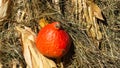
[{"x1": 55, "y1": 22, "x2": 61, "y2": 29}]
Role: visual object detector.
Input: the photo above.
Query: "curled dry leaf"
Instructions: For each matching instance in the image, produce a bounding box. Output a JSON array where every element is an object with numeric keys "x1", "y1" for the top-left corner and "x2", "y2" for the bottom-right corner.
[
  {"x1": 87, "y1": 1, "x2": 104, "y2": 20},
  {"x1": 0, "y1": 0, "x2": 10, "y2": 21},
  {"x1": 16, "y1": 26, "x2": 56, "y2": 68}
]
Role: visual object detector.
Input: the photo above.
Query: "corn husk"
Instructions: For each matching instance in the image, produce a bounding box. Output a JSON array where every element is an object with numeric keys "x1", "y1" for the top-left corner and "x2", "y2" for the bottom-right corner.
[
  {"x1": 16, "y1": 26, "x2": 57, "y2": 68},
  {"x1": 82, "y1": 0, "x2": 103, "y2": 46}
]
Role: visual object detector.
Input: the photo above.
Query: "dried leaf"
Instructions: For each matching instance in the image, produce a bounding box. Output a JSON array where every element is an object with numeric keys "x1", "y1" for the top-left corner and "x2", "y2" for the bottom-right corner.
[
  {"x1": 87, "y1": 25, "x2": 96, "y2": 38},
  {"x1": 93, "y1": 17, "x2": 102, "y2": 40},
  {"x1": 87, "y1": 1, "x2": 104, "y2": 20},
  {"x1": 86, "y1": 17, "x2": 102, "y2": 41},
  {"x1": 88, "y1": 6, "x2": 93, "y2": 23},
  {"x1": 16, "y1": 26, "x2": 33, "y2": 68},
  {"x1": 0, "y1": 0, "x2": 10, "y2": 20},
  {"x1": 16, "y1": 26, "x2": 57, "y2": 68},
  {"x1": 39, "y1": 18, "x2": 49, "y2": 28},
  {"x1": 82, "y1": 0, "x2": 103, "y2": 46},
  {"x1": 0, "y1": 62, "x2": 2, "y2": 68},
  {"x1": 96, "y1": 31, "x2": 102, "y2": 40}
]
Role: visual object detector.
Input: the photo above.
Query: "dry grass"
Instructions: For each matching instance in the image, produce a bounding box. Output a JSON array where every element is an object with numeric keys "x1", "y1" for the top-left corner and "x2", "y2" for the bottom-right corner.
[{"x1": 0, "y1": 0, "x2": 120, "y2": 68}]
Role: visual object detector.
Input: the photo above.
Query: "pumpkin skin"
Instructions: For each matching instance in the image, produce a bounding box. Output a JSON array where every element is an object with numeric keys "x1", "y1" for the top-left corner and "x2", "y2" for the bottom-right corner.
[{"x1": 36, "y1": 22, "x2": 71, "y2": 58}]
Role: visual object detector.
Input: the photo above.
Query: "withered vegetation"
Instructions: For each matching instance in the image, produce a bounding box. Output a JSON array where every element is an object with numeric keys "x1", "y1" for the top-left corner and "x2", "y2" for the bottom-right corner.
[{"x1": 0, "y1": 0, "x2": 120, "y2": 68}]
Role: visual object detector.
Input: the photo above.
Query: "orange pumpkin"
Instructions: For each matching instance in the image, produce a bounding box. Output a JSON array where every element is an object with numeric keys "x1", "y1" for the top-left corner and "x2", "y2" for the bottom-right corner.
[{"x1": 36, "y1": 22, "x2": 71, "y2": 58}]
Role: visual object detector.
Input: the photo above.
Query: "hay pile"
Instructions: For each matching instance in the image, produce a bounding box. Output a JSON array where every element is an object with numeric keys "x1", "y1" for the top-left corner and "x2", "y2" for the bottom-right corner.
[{"x1": 0, "y1": 0, "x2": 120, "y2": 68}]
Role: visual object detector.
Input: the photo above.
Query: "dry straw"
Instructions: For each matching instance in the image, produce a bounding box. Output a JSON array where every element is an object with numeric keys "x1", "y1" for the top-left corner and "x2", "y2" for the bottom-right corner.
[{"x1": 0, "y1": 0, "x2": 120, "y2": 68}]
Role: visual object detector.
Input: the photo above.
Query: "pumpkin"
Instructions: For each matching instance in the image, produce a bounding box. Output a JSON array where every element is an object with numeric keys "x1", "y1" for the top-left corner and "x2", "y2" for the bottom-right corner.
[{"x1": 36, "y1": 22, "x2": 71, "y2": 58}]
